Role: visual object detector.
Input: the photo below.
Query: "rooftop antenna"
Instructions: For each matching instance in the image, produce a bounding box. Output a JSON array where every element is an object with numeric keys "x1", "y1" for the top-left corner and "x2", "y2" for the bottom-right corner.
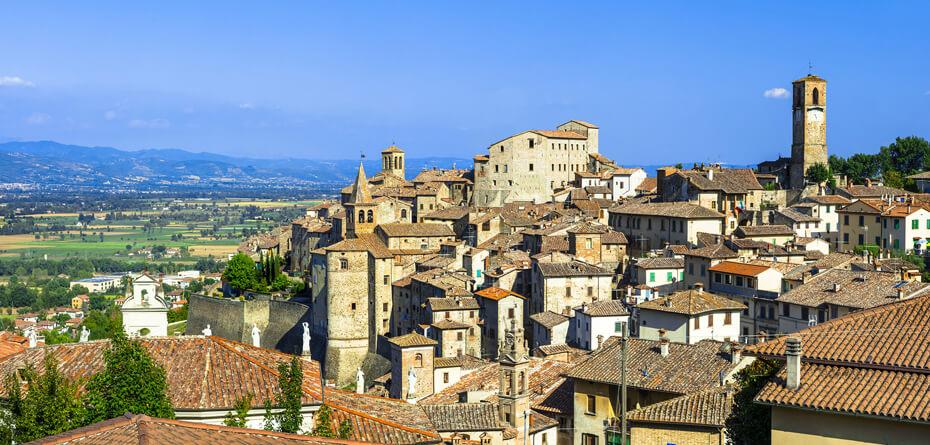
[{"x1": 808, "y1": 60, "x2": 814, "y2": 76}]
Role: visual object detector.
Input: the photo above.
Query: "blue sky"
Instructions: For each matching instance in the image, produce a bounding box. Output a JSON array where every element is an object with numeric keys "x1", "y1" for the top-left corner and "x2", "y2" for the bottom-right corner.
[{"x1": 0, "y1": 1, "x2": 928, "y2": 164}]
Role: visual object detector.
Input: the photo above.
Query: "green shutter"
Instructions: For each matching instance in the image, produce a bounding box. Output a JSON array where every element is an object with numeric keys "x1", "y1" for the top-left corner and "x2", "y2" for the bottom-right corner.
[{"x1": 649, "y1": 272, "x2": 655, "y2": 282}]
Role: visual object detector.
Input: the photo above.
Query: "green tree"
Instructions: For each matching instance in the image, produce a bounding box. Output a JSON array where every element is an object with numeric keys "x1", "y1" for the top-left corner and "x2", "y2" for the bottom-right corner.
[
  {"x1": 275, "y1": 357, "x2": 304, "y2": 433},
  {"x1": 311, "y1": 405, "x2": 336, "y2": 438},
  {"x1": 725, "y1": 358, "x2": 780, "y2": 445},
  {"x1": 83, "y1": 331, "x2": 174, "y2": 423},
  {"x1": 878, "y1": 136, "x2": 930, "y2": 175},
  {"x1": 805, "y1": 163, "x2": 831, "y2": 184},
  {"x1": 0, "y1": 354, "x2": 86, "y2": 443},
  {"x1": 223, "y1": 394, "x2": 254, "y2": 428},
  {"x1": 223, "y1": 253, "x2": 258, "y2": 295},
  {"x1": 883, "y1": 169, "x2": 904, "y2": 189}
]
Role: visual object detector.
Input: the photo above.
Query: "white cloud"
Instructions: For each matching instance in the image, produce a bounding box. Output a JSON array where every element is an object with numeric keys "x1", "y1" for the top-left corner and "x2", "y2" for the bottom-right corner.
[
  {"x1": 0, "y1": 76, "x2": 34, "y2": 87},
  {"x1": 25, "y1": 112, "x2": 50, "y2": 125},
  {"x1": 128, "y1": 118, "x2": 170, "y2": 129},
  {"x1": 238, "y1": 103, "x2": 254, "y2": 109},
  {"x1": 763, "y1": 87, "x2": 789, "y2": 99},
  {"x1": 103, "y1": 110, "x2": 118, "y2": 121}
]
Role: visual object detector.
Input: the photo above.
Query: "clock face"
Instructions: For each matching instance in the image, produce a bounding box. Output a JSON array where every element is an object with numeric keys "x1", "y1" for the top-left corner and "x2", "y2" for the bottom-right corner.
[{"x1": 807, "y1": 108, "x2": 824, "y2": 123}]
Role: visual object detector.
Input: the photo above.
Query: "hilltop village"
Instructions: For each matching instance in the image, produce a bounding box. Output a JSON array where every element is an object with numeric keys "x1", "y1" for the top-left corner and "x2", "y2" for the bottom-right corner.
[{"x1": 9, "y1": 74, "x2": 930, "y2": 445}]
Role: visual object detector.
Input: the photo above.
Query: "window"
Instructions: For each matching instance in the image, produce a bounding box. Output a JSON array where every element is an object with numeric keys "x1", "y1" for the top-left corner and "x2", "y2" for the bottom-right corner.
[
  {"x1": 724, "y1": 312, "x2": 732, "y2": 325},
  {"x1": 894, "y1": 239, "x2": 900, "y2": 249},
  {"x1": 585, "y1": 238, "x2": 593, "y2": 249},
  {"x1": 586, "y1": 395, "x2": 596, "y2": 414},
  {"x1": 801, "y1": 307, "x2": 809, "y2": 320},
  {"x1": 666, "y1": 271, "x2": 674, "y2": 282},
  {"x1": 565, "y1": 287, "x2": 571, "y2": 298},
  {"x1": 528, "y1": 163, "x2": 534, "y2": 171},
  {"x1": 812, "y1": 87, "x2": 820, "y2": 105},
  {"x1": 582, "y1": 434, "x2": 598, "y2": 445},
  {"x1": 383, "y1": 302, "x2": 389, "y2": 312},
  {"x1": 457, "y1": 332, "x2": 463, "y2": 341},
  {"x1": 844, "y1": 215, "x2": 849, "y2": 225},
  {"x1": 714, "y1": 272, "x2": 722, "y2": 283},
  {"x1": 339, "y1": 259, "x2": 349, "y2": 270},
  {"x1": 401, "y1": 209, "x2": 407, "y2": 220},
  {"x1": 689, "y1": 263, "x2": 694, "y2": 275},
  {"x1": 783, "y1": 303, "x2": 790, "y2": 316},
  {"x1": 587, "y1": 286, "x2": 593, "y2": 297},
  {"x1": 508, "y1": 307, "x2": 515, "y2": 318},
  {"x1": 414, "y1": 353, "x2": 423, "y2": 367},
  {"x1": 443, "y1": 372, "x2": 449, "y2": 383},
  {"x1": 858, "y1": 234, "x2": 864, "y2": 245},
  {"x1": 894, "y1": 219, "x2": 900, "y2": 230},
  {"x1": 358, "y1": 210, "x2": 365, "y2": 222},
  {"x1": 383, "y1": 275, "x2": 389, "y2": 285},
  {"x1": 367, "y1": 210, "x2": 373, "y2": 223},
  {"x1": 615, "y1": 321, "x2": 623, "y2": 333},
  {"x1": 693, "y1": 317, "x2": 700, "y2": 328},
  {"x1": 708, "y1": 314, "x2": 714, "y2": 327},
  {"x1": 914, "y1": 220, "x2": 919, "y2": 230},
  {"x1": 736, "y1": 276, "x2": 744, "y2": 286},
  {"x1": 700, "y1": 264, "x2": 706, "y2": 277},
  {"x1": 351, "y1": 303, "x2": 357, "y2": 311},
  {"x1": 528, "y1": 138, "x2": 534, "y2": 148}
]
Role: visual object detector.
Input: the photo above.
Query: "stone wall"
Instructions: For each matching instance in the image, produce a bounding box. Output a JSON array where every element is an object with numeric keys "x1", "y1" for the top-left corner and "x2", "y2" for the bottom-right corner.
[{"x1": 186, "y1": 294, "x2": 312, "y2": 354}]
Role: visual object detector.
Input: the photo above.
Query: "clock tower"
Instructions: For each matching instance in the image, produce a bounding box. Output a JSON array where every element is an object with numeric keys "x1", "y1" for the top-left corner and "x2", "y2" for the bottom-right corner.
[{"x1": 789, "y1": 74, "x2": 828, "y2": 189}]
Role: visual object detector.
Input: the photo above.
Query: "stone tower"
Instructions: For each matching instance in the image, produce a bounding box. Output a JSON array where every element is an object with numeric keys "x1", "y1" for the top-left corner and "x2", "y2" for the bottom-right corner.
[
  {"x1": 498, "y1": 318, "x2": 530, "y2": 429},
  {"x1": 789, "y1": 74, "x2": 828, "y2": 189},
  {"x1": 381, "y1": 145, "x2": 405, "y2": 180},
  {"x1": 345, "y1": 162, "x2": 377, "y2": 237}
]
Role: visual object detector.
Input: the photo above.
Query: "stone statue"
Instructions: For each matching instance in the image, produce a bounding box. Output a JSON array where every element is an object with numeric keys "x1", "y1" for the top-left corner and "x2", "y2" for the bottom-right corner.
[
  {"x1": 27, "y1": 330, "x2": 37, "y2": 348},
  {"x1": 202, "y1": 324, "x2": 212, "y2": 336},
  {"x1": 79, "y1": 326, "x2": 90, "y2": 343},
  {"x1": 356, "y1": 367, "x2": 365, "y2": 394},
  {"x1": 407, "y1": 367, "x2": 417, "y2": 399},
  {"x1": 251, "y1": 324, "x2": 261, "y2": 347},
  {"x1": 301, "y1": 322, "x2": 311, "y2": 356}
]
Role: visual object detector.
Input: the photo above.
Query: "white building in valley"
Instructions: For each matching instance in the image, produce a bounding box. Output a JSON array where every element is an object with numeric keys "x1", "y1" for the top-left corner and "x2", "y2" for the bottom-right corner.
[{"x1": 121, "y1": 274, "x2": 170, "y2": 337}]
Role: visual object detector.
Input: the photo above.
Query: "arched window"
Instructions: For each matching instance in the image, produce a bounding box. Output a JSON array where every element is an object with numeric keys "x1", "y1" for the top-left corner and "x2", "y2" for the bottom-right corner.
[
  {"x1": 358, "y1": 210, "x2": 364, "y2": 222},
  {"x1": 518, "y1": 371, "x2": 526, "y2": 393},
  {"x1": 413, "y1": 353, "x2": 423, "y2": 367},
  {"x1": 367, "y1": 210, "x2": 374, "y2": 223},
  {"x1": 339, "y1": 259, "x2": 348, "y2": 270},
  {"x1": 401, "y1": 209, "x2": 408, "y2": 221},
  {"x1": 812, "y1": 88, "x2": 820, "y2": 105}
]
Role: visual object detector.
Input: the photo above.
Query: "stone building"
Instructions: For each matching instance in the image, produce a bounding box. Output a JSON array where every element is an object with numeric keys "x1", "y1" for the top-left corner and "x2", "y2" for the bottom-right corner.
[
  {"x1": 609, "y1": 202, "x2": 726, "y2": 252},
  {"x1": 473, "y1": 120, "x2": 601, "y2": 206},
  {"x1": 530, "y1": 252, "x2": 614, "y2": 317},
  {"x1": 474, "y1": 287, "x2": 526, "y2": 360}
]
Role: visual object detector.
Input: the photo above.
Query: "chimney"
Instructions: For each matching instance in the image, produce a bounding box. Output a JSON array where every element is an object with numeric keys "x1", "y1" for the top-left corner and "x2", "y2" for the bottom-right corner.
[
  {"x1": 786, "y1": 337, "x2": 802, "y2": 390},
  {"x1": 596, "y1": 335, "x2": 604, "y2": 349},
  {"x1": 758, "y1": 330, "x2": 768, "y2": 341},
  {"x1": 694, "y1": 282, "x2": 704, "y2": 294},
  {"x1": 730, "y1": 342, "x2": 743, "y2": 364},
  {"x1": 658, "y1": 329, "x2": 670, "y2": 357},
  {"x1": 832, "y1": 283, "x2": 841, "y2": 293},
  {"x1": 897, "y1": 288, "x2": 906, "y2": 300},
  {"x1": 707, "y1": 169, "x2": 714, "y2": 181}
]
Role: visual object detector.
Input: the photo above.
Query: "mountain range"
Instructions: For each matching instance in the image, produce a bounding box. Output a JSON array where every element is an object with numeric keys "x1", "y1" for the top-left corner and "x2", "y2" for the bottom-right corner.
[{"x1": 0, "y1": 141, "x2": 471, "y2": 191}]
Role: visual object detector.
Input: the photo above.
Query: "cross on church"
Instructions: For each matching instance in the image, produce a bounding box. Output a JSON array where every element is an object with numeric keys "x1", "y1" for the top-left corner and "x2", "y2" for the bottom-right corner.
[{"x1": 808, "y1": 60, "x2": 814, "y2": 75}]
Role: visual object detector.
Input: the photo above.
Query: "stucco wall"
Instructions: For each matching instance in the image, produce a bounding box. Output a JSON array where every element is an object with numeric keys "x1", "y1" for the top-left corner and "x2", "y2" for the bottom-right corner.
[{"x1": 771, "y1": 406, "x2": 930, "y2": 445}]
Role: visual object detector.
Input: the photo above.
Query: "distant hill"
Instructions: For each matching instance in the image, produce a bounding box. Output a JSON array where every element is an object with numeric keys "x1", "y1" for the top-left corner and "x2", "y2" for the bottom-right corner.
[{"x1": 0, "y1": 141, "x2": 470, "y2": 191}]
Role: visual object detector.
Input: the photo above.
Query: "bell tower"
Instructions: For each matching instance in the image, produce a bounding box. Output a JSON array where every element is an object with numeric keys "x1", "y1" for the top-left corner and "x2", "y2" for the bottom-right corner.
[
  {"x1": 498, "y1": 318, "x2": 530, "y2": 429},
  {"x1": 381, "y1": 145, "x2": 406, "y2": 180},
  {"x1": 345, "y1": 162, "x2": 377, "y2": 237},
  {"x1": 789, "y1": 74, "x2": 828, "y2": 189}
]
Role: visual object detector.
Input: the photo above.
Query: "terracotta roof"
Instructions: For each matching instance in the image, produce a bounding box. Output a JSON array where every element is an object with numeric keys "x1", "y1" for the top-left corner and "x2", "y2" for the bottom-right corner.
[
  {"x1": 28, "y1": 413, "x2": 374, "y2": 445},
  {"x1": 576, "y1": 300, "x2": 629, "y2": 317},
  {"x1": 567, "y1": 222, "x2": 610, "y2": 234},
  {"x1": 673, "y1": 169, "x2": 763, "y2": 194},
  {"x1": 749, "y1": 292, "x2": 930, "y2": 423},
  {"x1": 636, "y1": 177, "x2": 658, "y2": 193},
  {"x1": 324, "y1": 389, "x2": 441, "y2": 443},
  {"x1": 419, "y1": 358, "x2": 573, "y2": 408},
  {"x1": 708, "y1": 261, "x2": 774, "y2": 277},
  {"x1": 805, "y1": 195, "x2": 851, "y2": 205},
  {"x1": 734, "y1": 225, "x2": 795, "y2": 237},
  {"x1": 840, "y1": 184, "x2": 908, "y2": 198},
  {"x1": 601, "y1": 230, "x2": 628, "y2": 245},
  {"x1": 567, "y1": 338, "x2": 742, "y2": 394},
  {"x1": 427, "y1": 297, "x2": 480, "y2": 311},
  {"x1": 378, "y1": 223, "x2": 454, "y2": 238},
  {"x1": 0, "y1": 336, "x2": 322, "y2": 411},
  {"x1": 635, "y1": 257, "x2": 684, "y2": 270},
  {"x1": 536, "y1": 260, "x2": 613, "y2": 277},
  {"x1": 474, "y1": 287, "x2": 526, "y2": 301},
  {"x1": 347, "y1": 163, "x2": 373, "y2": 204},
  {"x1": 431, "y1": 319, "x2": 472, "y2": 330},
  {"x1": 627, "y1": 385, "x2": 735, "y2": 428},
  {"x1": 609, "y1": 202, "x2": 724, "y2": 219},
  {"x1": 637, "y1": 289, "x2": 745, "y2": 316},
  {"x1": 387, "y1": 332, "x2": 437, "y2": 348},
  {"x1": 422, "y1": 206, "x2": 470, "y2": 220},
  {"x1": 382, "y1": 144, "x2": 404, "y2": 153},
  {"x1": 324, "y1": 234, "x2": 392, "y2": 259},
  {"x1": 538, "y1": 235, "x2": 569, "y2": 254},
  {"x1": 684, "y1": 244, "x2": 738, "y2": 259},
  {"x1": 421, "y1": 404, "x2": 505, "y2": 432},
  {"x1": 530, "y1": 130, "x2": 586, "y2": 139},
  {"x1": 565, "y1": 119, "x2": 598, "y2": 128},
  {"x1": 777, "y1": 269, "x2": 930, "y2": 309},
  {"x1": 529, "y1": 311, "x2": 570, "y2": 329}
]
